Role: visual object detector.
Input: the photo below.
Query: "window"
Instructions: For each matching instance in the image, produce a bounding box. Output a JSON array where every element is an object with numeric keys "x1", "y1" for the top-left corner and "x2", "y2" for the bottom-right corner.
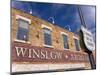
[
  {"x1": 74, "y1": 39, "x2": 80, "y2": 51},
  {"x1": 62, "y1": 34, "x2": 69, "y2": 49},
  {"x1": 43, "y1": 28, "x2": 52, "y2": 46},
  {"x1": 17, "y1": 19, "x2": 29, "y2": 41}
]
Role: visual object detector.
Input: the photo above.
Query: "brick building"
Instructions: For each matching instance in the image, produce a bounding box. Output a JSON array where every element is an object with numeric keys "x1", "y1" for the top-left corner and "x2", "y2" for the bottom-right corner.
[{"x1": 11, "y1": 8, "x2": 92, "y2": 73}]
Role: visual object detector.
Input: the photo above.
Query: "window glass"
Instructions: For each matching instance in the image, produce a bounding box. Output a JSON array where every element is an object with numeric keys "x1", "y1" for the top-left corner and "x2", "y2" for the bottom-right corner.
[
  {"x1": 17, "y1": 19, "x2": 29, "y2": 41},
  {"x1": 62, "y1": 34, "x2": 69, "y2": 49},
  {"x1": 74, "y1": 39, "x2": 80, "y2": 51},
  {"x1": 43, "y1": 28, "x2": 52, "y2": 46}
]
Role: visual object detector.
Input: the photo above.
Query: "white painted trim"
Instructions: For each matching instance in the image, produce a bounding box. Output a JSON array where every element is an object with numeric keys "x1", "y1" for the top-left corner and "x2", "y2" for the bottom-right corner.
[
  {"x1": 41, "y1": 24, "x2": 52, "y2": 31},
  {"x1": 14, "y1": 39, "x2": 30, "y2": 44},
  {"x1": 64, "y1": 48, "x2": 70, "y2": 50},
  {"x1": 73, "y1": 36, "x2": 79, "y2": 40},
  {"x1": 60, "y1": 32, "x2": 68, "y2": 36},
  {"x1": 43, "y1": 44, "x2": 53, "y2": 48},
  {"x1": 12, "y1": 63, "x2": 86, "y2": 72},
  {"x1": 16, "y1": 15, "x2": 31, "y2": 24}
]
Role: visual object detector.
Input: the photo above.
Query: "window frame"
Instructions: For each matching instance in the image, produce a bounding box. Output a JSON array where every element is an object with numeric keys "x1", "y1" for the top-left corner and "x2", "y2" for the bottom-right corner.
[
  {"x1": 61, "y1": 32, "x2": 69, "y2": 50},
  {"x1": 73, "y1": 36, "x2": 81, "y2": 51},
  {"x1": 15, "y1": 15, "x2": 31, "y2": 43},
  {"x1": 42, "y1": 24, "x2": 53, "y2": 48}
]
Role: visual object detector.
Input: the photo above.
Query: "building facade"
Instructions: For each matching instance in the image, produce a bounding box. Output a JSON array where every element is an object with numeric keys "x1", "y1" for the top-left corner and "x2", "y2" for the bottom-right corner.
[{"x1": 11, "y1": 8, "x2": 92, "y2": 73}]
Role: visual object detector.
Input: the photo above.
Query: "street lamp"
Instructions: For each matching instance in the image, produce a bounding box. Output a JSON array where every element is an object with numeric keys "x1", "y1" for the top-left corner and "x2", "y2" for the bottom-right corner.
[
  {"x1": 64, "y1": 25, "x2": 71, "y2": 31},
  {"x1": 48, "y1": 17, "x2": 55, "y2": 24},
  {"x1": 30, "y1": 9, "x2": 32, "y2": 14}
]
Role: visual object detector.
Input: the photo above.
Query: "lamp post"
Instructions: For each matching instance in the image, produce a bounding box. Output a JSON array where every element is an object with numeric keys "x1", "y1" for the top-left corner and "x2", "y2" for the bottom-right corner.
[{"x1": 77, "y1": 5, "x2": 96, "y2": 69}]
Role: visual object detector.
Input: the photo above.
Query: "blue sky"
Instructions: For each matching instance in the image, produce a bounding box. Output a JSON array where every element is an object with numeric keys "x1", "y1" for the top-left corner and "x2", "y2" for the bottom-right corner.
[{"x1": 11, "y1": 0, "x2": 96, "y2": 41}]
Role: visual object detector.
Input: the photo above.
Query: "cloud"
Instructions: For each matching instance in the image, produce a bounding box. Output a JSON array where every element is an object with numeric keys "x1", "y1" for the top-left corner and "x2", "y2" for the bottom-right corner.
[
  {"x1": 50, "y1": 4, "x2": 67, "y2": 16},
  {"x1": 32, "y1": 11, "x2": 42, "y2": 18},
  {"x1": 81, "y1": 6, "x2": 95, "y2": 29}
]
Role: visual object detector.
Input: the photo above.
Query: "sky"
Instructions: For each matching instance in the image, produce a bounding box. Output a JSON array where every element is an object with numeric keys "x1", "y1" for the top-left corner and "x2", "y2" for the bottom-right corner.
[{"x1": 11, "y1": 0, "x2": 96, "y2": 41}]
